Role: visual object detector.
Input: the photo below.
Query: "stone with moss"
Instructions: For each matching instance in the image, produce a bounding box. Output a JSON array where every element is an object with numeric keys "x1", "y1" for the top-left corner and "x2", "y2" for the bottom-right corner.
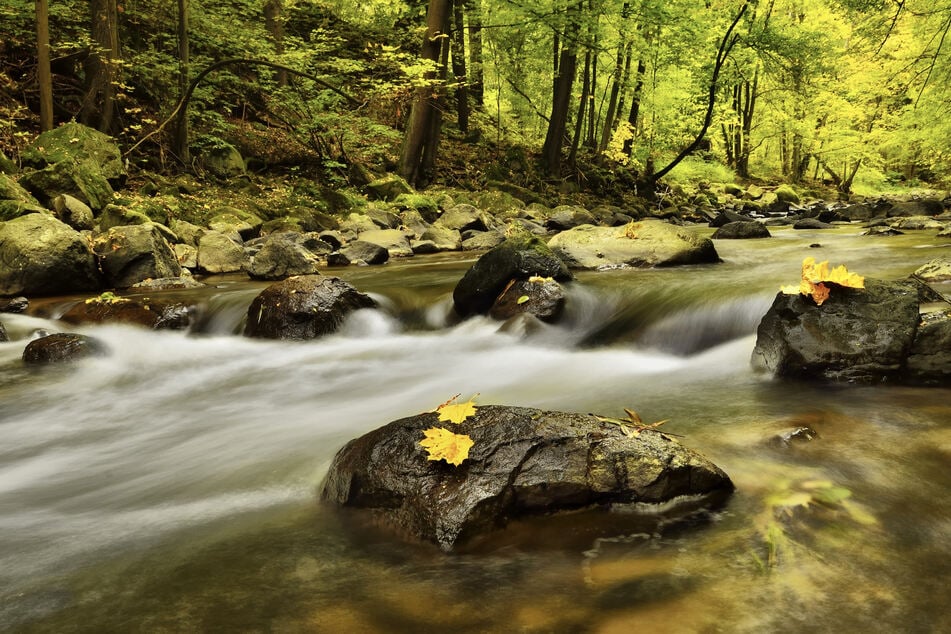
[
  {"x1": 98, "y1": 203, "x2": 152, "y2": 230},
  {"x1": 0, "y1": 150, "x2": 16, "y2": 175},
  {"x1": 207, "y1": 208, "x2": 262, "y2": 240},
  {"x1": 93, "y1": 223, "x2": 182, "y2": 288},
  {"x1": 51, "y1": 194, "x2": 94, "y2": 231},
  {"x1": 21, "y1": 122, "x2": 125, "y2": 182},
  {"x1": 365, "y1": 174, "x2": 413, "y2": 201},
  {"x1": 199, "y1": 141, "x2": 245, "y2": 178},
  {"x1": 197, "y1": 231, "x2": 249, "y2": 274},
  {"x1": 19, "y1": 159, "x2": 114, "y2": 211},
  {"x1": 774, "y1": 184, "x2": 801, "y2": 204},
  {"x1": 392, "y1": 193, "x2": 439, "y2": 223},
  {"x1": 0, "y1": 174, "x2": 46, "y2": 220}
]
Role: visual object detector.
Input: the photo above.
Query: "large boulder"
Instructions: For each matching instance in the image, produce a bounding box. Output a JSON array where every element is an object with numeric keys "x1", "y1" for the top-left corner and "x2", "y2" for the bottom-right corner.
[
  {"x1": 886, "y1": 199, "x2": 944, "y2": 218},
  {"x1": 488, "y1": 277, "x2": 566, "y2": 323},
  {"x1": 200, "y1": 141, "x2": 245, "y2": 178},
  {"x1": 0, "y1": 214, "x2": 101, "y2": 296},
  {"x1": 365, "y1": 175, "x2": 414, "y2": 201},
  {"x1": 244, "y1": 274, "x2": 376, "y2": 339},
  {"x1": 545, "y1": 205, "x2": 598, "y2": 231},
  {"x1": 711, "y1": 221, "x2": 771, "y2": 239},
  {"x1": 453, "y1": 235, "x2": 572, "y2": 318},
  {"x1": 340, "y1": 240, "x2": 389, "y2": 265},
  {"x1": 93, "y1": 223, "x2": 182, "y2": 288},
  {"x1": 435, "y1": 204, "x2": 490, "y2": 232},
  {"x1": 357, "y1": 228, "x2": 414, "y2": 258},
  {"x1": 904, "y1": 312, "x2": 951, "y2": 385},
  {"x1": 751, "y1": 279, "x2": 921, "y2": 382},
  {"x1": 320, "y1": 404, "x2": 734, "y2": 551},
  {"x1": 248, "y1": 232, "x2": 322, "y2": 280},
  {"x1": 60, "y1": 294, "x2": 193, "y2": 330},
  {"x1": 22, "y1": 333, "x2": 109, "y2": 365},
  {"x1": 196, "y1": 231, "x2": 248, "y2": 274},
  {"x1": 547, "y1": 220, "x2": 719, "y2": 270},
  {"x1": 19, "y1": 159, "x2": 114, "y2": 211},
  {"x1": 913, "y1": 258, "x2": 951, "y2": 283},
  {"x1": 21, "y1": 122, "x2": 125, "y2": 181},
  {"x1": 0, "y1": 174, "x2": 46, "y2": 220}
]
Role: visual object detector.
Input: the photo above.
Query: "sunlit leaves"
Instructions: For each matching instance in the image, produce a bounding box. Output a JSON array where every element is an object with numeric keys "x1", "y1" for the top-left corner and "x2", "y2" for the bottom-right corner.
[
  {"x1": 419, "y1": 427, "x2": 475, "y2": 466},
  {"x1": 781, "y1": 257, "x2": 865, "y2": 305}
]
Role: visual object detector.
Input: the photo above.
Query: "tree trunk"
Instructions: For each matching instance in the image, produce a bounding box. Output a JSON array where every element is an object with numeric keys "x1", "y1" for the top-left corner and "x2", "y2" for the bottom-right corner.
[
  {"x1": 598, "y1": 22, "x2": 631, "y2": 153},
  {"x1": 466, "y1": 0, "x2": 484, "y2": 106},
  {"x1": 451, "y1": 1, "x2": 470, "y2": 134},
  {"x1": 621, "y1": 58, "x2": 646, "y2": 157},
  {"x1": 398, "y1": 0, "x2": 453, "y2": 188},
  {"x1": 81, "y1": 0, "x2": 120, "y2": 133},
  {"x1": 542, "y1": 2, "x2": 581, "y2": 177},
  {"x1": 568, "y1": 48, "x2": 591, "y2": 168},
  {"x1": 263, "y1": 0, "x2": 287, "y2": 86},
  {"x1": 35, "y1": 0, "x2": 53, "y2": 131},
  {"x1": 174, "y1": 0, "x2": 190, "y2": 162}
]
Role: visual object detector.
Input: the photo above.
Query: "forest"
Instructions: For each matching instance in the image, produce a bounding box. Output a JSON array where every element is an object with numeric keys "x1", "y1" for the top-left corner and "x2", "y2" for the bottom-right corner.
[{"x1": 2, "y1": 0, "x2": 950, "y2": 201}]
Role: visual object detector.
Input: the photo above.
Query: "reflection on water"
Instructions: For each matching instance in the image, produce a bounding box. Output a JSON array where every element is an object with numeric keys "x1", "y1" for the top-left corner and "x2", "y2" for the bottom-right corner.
[{"x1": 1, "y1": 227, "x2": 949, "y2": 632}]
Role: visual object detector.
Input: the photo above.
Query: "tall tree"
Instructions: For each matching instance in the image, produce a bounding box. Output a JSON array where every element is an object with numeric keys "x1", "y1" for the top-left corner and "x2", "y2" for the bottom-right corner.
[
  {"x1": 398, "y1": 0, "x2": 453, "y2": 187},
  {"x1": 35, "y1": 0, "x2": 53, "y2": 131},
  {"x1": 81, "y1": 0, "x2": 120, "y2": 133},
  {"x1": 263, "y1": 0, "x2": 288, "y2": 86},
  {"x1": 451, "y1": 0, "x2": 470, "y2": 134},
  {"x1": 173, "y1": 0, "x2": 190, "y2": 162},
  {"x1": 542, "y1": 1, "x2": 582, "y2": 177},
  {"x1": 466, "y1": 0, "x2": 485, "y2": 106}
]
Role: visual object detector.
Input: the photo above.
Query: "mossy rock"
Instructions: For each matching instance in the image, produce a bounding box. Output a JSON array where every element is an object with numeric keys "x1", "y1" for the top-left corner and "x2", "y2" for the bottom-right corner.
[
  {"x1": 200, "y1": 141, "x2": 245, "y2": 178},
  {"x1": 0, "y1": 150, "x2": 16, "y2": 175},
  {"x1": 21, "y1": 122, "x2": 125, "y2": 181},
  {"x1": 774, "y1": 184, "x2": 801, "y2": 205},
  {"x1": 98, "y1": 204, "x2": 152, "y2": 230},
  {"x1": 393, "y1": 193, "x2": 439, "y2": 222},
  {"x1": 0, "y1": 214, "x2": 102, "y2": 295},
  {"x1": 365, "y1": 174, "x2": 413, "y2": 201},
  {"x1": 19, "y1": 159, "x2": 114, "y2": 211}
]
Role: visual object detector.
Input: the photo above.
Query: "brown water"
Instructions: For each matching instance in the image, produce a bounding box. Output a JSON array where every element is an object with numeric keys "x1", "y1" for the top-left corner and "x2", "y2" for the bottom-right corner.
[{"x1": 1, "y1": 226, "x2": 949, "y2": 633}]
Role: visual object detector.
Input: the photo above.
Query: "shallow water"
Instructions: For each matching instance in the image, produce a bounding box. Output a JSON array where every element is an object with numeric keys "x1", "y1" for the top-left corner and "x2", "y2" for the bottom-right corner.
[{"x1": 1, "y1": 226, "x2": 950, "y2": 633}]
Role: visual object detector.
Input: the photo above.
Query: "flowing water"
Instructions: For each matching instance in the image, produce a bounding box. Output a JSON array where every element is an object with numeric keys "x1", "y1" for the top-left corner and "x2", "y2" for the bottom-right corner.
[{"x1": 1, "y1": 226, "x2": 950, "y2": 633}]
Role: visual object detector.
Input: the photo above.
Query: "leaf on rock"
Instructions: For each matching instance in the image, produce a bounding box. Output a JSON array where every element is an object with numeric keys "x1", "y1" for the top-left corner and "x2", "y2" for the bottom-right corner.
[
  {"x1": 781, "y1": 257, "x2": 865, "y2": 305},
  {"x1": 420, "y1": 427, "x2": 474, "y2": 466},
  {"x1": 437, "y1": 395, "x2": 478, "y2": 424}
]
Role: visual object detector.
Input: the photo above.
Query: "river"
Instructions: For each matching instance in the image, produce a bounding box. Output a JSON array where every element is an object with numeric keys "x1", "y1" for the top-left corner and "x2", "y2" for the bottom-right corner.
[{"x1": 1, "y1": 226, "x2": 949, "y2": 633}]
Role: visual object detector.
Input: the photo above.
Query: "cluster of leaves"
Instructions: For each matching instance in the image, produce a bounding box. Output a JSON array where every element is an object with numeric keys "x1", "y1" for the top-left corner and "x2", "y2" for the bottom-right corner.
[
  {"x1": 419, "y1": 395, "x2": 478, "y2": 466},
  {"x1": 781, "y1": 257, "x2": 865, "y2": 306},
  {"x1": 84, "y1": 291, "x2": 130, "y2": 306}
]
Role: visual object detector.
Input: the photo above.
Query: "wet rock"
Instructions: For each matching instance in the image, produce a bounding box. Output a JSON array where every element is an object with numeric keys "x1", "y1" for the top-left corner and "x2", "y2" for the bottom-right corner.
[
  {"x1": 320, "y1": 404, "x2": 734, "y2": 551},
  {"x1": 489, "y1": 277, "x2": 566, "y2": 323},
  {"x1": 357, "y1": 229, "x2": 414, "y2": 258},
  {"x1": 22, "y1": 333, "x2": 109, "y2": 365},
  {"x1": 889, "y1": 216, "x2": 945, "y2": 231},
  {"x1": 244, "y1": 274, "x2": 376, "y2": 340},
  {"x1": 547, "y1": 220, "x2": 719, "y2": 270},
  {"x1": 913, "y1": 258, "x2": 951, "y2": 283},
  {"x1": 341, "y1": 240, "x2": 389, "y2": 265},
  {"x1": 453, "y1": 235, "x2": 572, "y2": 318},
  {"x1": 886, "y1": 199, "x2": 944, "y2": 218},
  {"x1": 410, "y1": 239, "x2": 439, "y2": 254},
  {"x1": 862, "y1": 226, "x2": 903, "y2": 237},
  {"x1": 1, "y1": 296, "x2": 29, "y2": 313},
  {"x1": 461, "y1": 230, "x2": 505, "y2": 251},
  {"x1": 248, "y1": 232, "x2": 322, "y2": 280},
  {"x1": 751, "y1": 279, "x2": 921, "y2": 383},
  {"x1": 196, "y1": 230, "x2": 248, "y2": 274},
  {"x1": 711, "y1": 221, "x2": 771, "y2": 239},
  {"x1": 793, "y1": 218, "x2": 833, "y2": 229},
  {"x1": 837, "y1": 203, "x2": 877, "y2": 222},
  {"x1": 130, "y1": 277, "x2": 205, "y2": 291},
  {"x1": 904, "y1": 311, "x2": 951, "y2": 385},
  {"x1": 60, "y1": 295, "x2": 193, "y2": 330},
  {"x1": 93, "y1": 223, "x2": 182, "y2": 288},
  {"x1": 0, "y1": 214, "x2": 101, "y2": 296},
  {"x1": 768, "y1": 426, "x2": 819, "y2": 449},
  {"x1": 326, "y1": 251, "x2": 351, "y2": 267}
]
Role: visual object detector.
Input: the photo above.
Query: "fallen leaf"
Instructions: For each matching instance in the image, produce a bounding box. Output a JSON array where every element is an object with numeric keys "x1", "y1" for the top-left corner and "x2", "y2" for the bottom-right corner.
[
  {"x1": 437, "y1": 395, "x2": 478, "y2": 424},
  {"x1": 781, "y1": 257, "x2": 865, "y2": 305},
  {"x1": 516, "y1": 295, "x2": 530, "y2": 305},
  {"x1": 420, "y1": 427, "x2": 474, "y2": 466}
]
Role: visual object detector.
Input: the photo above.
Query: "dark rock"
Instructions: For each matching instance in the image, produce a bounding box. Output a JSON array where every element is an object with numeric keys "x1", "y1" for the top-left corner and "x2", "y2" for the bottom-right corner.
[
  {"x1": 326, "y1": 252, "x2": 351, "y2": 267},
  {"x1": 411, "y1": 239, "x2": 440, "y2": 254},
  {"x1": 93, "y1": 223, "x2": 182, "y2": 288},
  {"x1": 863, "y1": 226, "x2": 903, "y2": 237},
  {"x1": 904, "y1": 312, "x2": 951, "y2": 385},
  {"x1": 838, "y1": 203, "x2": 877, "y2": 222},
  {"x1": 200, "y1": 141, "x2": 245, "y2": 178},
  {"x1": 248, "y1": 232, "x2": 322, "y2": 280},
  {"x1": 366, "y1": 206, "x2": 401, "y2": 229},
  {"x1": 317, "y1": 230, "x2": 344, "y2": 250},
  {"x1": 545, "y1": 205, "x2": 597, "y2": 231},
  {"x1": 793, "y1": 218, "x2": 833, "y2": 229},
  {"x1": 453, "y1": 235, "x2": 572, "y2": 318},
  {"x1": 768, "y1": 426, "x2": 819, "y2": 449},
  {"x1": 816, "y1": 209, "x2": 847, "y2": 224},
  {"x1": 398, "y1": 209, "x2": 432, "y2": 238},
  {"x1": 341, "y1": 240, "x2": 389, "y2": 265},
  {"x1": 0, "y1": 214, "x2": 101, "y2": 296},
  {"x1": 886, "y1": 199, "x2": 944, "y2": 218},
  {"x1": 489, "y1": 277, "x2": 567, "y2": 323},
  {"x1": 130, "y1": 277, "x2": 205, "y2": 291},
  {"x1": 751, "y1": 279, "x2": 921, "y2": 382},
  {"x1": 244, "y1": 274, "x2": 376, "y2": 339},
  {"x1": 320, "y1": 404, "x2": 734, "y2": 551},
  {"x1": 1, "y1": 296, "x2": 29, "y2": 313},
  {"x1": 890, "y1": 216, "x2": 944, "y2": 231},
  {"x1": 0, "y1": 319, "x2": 6, "y2": 342},
  {"x1": 711, "y1": 221, "x2": 771, "y2": 239},
  {"x1": 22, "y1": 333, "x2": 109, "y2": 365},
  {"x1": 60, "y1": 295, "x2": 193, "y2": 330}
]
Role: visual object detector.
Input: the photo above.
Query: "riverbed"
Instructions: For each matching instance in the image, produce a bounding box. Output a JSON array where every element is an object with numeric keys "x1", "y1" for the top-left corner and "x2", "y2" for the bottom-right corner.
[{"x1": 2, "y1": 226, "x2": 949, "y2": 632}]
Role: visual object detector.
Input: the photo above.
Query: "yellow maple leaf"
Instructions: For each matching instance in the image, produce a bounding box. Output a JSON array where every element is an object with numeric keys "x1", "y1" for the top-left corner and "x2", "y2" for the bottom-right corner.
[
  {"x1": 420, "y1": 427, "x2": 474, "y2": 466},
  {"x1": 781, "y1": 257, "x2": 865, "y2": 306},
  {"x1": 436, "y1": 395, "x2": 478, "y2": 424}
]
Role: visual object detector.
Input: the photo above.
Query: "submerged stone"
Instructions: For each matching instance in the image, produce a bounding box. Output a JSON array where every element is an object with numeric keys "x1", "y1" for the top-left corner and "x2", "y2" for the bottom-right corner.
[{"x1": 320, "y1": 404, "x2": 734, "y2": 551}]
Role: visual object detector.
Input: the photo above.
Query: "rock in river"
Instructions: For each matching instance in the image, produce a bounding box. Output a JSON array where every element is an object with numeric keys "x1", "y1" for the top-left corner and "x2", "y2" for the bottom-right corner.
[
  {"x1": 244, "y1": 274, "x2": 376, "y2": 340},
  {"x1": 320, "y1": 405, "x2": 734, "y2": 551},
  {"x1": 22, "y1": 333, "x2": 109, "y2": 365}
]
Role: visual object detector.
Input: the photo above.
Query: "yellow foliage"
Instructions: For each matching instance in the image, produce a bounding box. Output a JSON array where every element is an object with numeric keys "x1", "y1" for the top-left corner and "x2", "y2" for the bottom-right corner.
[
  {"x1": 436, "y1": 395, "x2": 478, "y2": 424},
  {"x1": 781, "y1": 257, "x2": 864, "y2": 305},
  {"x1": 419, "y1": 427, "x2": 474, "y2": 466}
]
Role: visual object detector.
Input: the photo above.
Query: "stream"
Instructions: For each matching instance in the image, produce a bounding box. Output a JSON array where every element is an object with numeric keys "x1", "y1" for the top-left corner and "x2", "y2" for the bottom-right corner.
[{"x1": 1, "y1": 226, "x2": 950, "y2": 633}]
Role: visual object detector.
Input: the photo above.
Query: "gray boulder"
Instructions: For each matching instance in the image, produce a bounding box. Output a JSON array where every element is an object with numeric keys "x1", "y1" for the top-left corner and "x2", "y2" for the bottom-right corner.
[
  {"x1": 913, "y1": 258, "x2": 951, "y2": 283},
  {"x1": 208, "y1": 209, "x2": 262, "y2": 241},
  {"x1": 904, "y1": 312, "x2": 951, "y2": 385},
  {"x1": 341, "y1": 240, "x2": 389, "y2": 265},
  {"x1": 886, "y1": 199, "x2": 944, "y2": 217},
  {"x1": 435, "y1": 204, "x2": 490, "y2": 232},
  {"x1": 357, "y1": 229, "x2": 414, "y2": 258},
  {"x1": 711, "y1": 221, "x2": 771, "y2": 239},
  {"x1": 52, "y1": 194, "x2": 94, "y2": 230},
  {"x1": 453, "y1": 235, "x2": 572, "y2": 318},
  {"x1": 545, "y1": 205, "x2": 597, "y2": 231},
  {"x1": 197, "y1": 231, "x2": 248, "y2": 274},
  {"x1": 244, "y1": 274, "x2": 376, "y2": 339},
  {"x1": 22, "y1": 333, "x2": 109, "y2": 365},
  {"x1": 547, "y1": 220, "x2": 719, "y2": 270},
  {"x1": 320, "y1": 404, "x2": 734, "y2": 551},
  {"x1": 98, "y1": 203, "x2": 152, "y2": 230},
  {"x1": 419, "y1": 225, "x2": 462, "y2": 251},
  {"x1": 19, "y1": 159, "x2": 114, "y2": 211},
  {"x1": 793, "y1": 218, "x2": 833, "y2": 229},
  {"x1": 751, "y1": 279, "x2": 921, "y2": 382},
  {"x1": 248, "y1": 232, "x2": 322, "y2": 280},
  {"x1": 0, "y1": 214, "x2": 101, "y2": 295},
  {"x1": 461, "y1": 230, "x2": 505, "y2": 251},
  {"x1": 93, "y1": 223, "x2": 182, "y2": 288}
]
